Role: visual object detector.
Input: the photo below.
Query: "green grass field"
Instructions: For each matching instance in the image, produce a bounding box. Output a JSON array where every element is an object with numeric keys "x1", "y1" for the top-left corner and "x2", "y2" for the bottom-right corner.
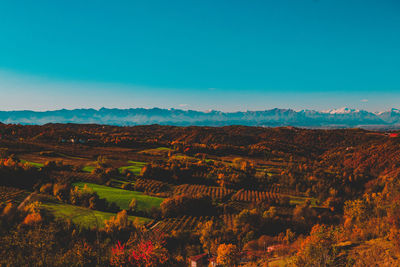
[
  {"x1": 42, "y1": 202, "x2": 151, "y2": 228},
  {"x1": 155, "y1": 147, "x2": 172, "y2": 151},
  {"x1": 20, "y1": 160, "x2": 44, "y2": 168},
  {"x1": 73, "y1": 182, "x2": 164, "y2": 212},
  {"x1": 110, "y1": 178, "x2": 128, "y2": 188},
  {"x1": 82, "y1": 165, "x2": 95, "y2": 173},
  {"x1": 118, "y1": 161, "x2": 146, "y2": 175}
]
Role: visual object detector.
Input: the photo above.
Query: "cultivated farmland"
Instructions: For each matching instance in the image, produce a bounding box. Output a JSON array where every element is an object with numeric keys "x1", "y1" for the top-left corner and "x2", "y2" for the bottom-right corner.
[{"x1": 73, "y1": 182, "x2": 164, "y2": 212}]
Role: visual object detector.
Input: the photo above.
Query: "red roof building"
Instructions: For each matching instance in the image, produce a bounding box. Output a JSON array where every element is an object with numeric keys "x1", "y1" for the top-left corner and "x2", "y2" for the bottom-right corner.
[{"x1": 188, "y1": 254, "x2": 217, "y2": 267}]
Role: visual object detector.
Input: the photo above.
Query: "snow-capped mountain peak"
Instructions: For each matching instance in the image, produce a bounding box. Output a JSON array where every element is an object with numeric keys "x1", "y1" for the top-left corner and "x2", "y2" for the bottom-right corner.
[
  {"x1": 321, "y1": 107, "x2": 360, "y2": 114},
  {"x1": 375, "y1": 108, "x2": 400, "y2": 115}
]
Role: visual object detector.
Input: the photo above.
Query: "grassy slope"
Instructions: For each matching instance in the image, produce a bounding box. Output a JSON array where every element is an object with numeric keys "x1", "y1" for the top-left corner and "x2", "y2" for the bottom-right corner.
[
  {"x1": 42, "y1": 202, "x2": 151, "y2": 228},
  {"x1": 82, "y1": 165, "x2": 95, "y2": 173},
  {"x1": 155, "y1": 147, "x2": 172, "y2": 151},
  {"x1": 118, "y1": 161, "x2": 146, "y2": 175},
  {"x1": 73, "y1": 182, "x2": 164, "y2": 212},
  {"x1": 20, "y1": 160, "x2": 44, "y2": 168}
]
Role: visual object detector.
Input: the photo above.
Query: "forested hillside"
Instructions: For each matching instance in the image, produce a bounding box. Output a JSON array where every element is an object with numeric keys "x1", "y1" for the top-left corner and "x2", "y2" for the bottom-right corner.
[{"x1": 1, "y1": 124, "x2": 400, "y2": 266}]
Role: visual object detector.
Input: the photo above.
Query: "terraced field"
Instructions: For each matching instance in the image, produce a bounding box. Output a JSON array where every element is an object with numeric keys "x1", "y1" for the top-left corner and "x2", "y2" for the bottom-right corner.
[
  {"x1": 221, "y1": 213, "x2": 237, "y2": 229},
  {"x1": 152, "y1": 214, "x2": 238, "y2": 232},
  {"x1": 231, "y1": 189, "x2": 281, "y2": 203},
  {"x1": 174, "y1": 184, "x2": 234, "y2": 201},
  {"x1": 134, "y1": 178, "x2": 171, "y2": 193},
  {"x1": 152, "y1": 215, "x2": 213, "y2": 232},
  {"x1": 0, "y1": 186, "x2": 29, "y2": 205}
]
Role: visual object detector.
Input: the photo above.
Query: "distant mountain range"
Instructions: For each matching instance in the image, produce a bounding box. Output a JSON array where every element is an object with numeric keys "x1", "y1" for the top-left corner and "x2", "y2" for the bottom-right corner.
[{"x1": 1, "y1": 107, "x2": 400, "y2": 129}]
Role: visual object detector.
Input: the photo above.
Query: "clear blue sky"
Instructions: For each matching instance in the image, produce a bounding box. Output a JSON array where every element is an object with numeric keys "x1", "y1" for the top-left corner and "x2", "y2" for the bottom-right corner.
[{"x1": 0, "y1": 0, "x2": 399, "y2": 111}]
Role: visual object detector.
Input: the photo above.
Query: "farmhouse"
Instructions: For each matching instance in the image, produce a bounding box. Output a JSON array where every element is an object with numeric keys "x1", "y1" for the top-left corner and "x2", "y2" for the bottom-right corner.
[{"x1": 188, "y1": 253, "x2": 216, "y2": 267}]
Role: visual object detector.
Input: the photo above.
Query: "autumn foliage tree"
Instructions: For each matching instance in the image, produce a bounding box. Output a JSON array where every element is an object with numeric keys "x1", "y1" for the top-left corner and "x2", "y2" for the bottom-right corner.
[
  {"x1": 104, "y1": 210, "x2": 133, "y2": 233},
  {"x1": 197, "y1": 220, "x2": 220, "y2": 254},
  {"x1": 129, "y1": 198, "x2": 137, "y2": 214},
  {"x1": 294, "y1": 224, "x2": 339, "y2": 267},
  {"x1": 110, "y1": 229, "x2": 169, "y2": 267},
  {"x1": 216, "y1": 244, "x2": 240, "y2": 267}
]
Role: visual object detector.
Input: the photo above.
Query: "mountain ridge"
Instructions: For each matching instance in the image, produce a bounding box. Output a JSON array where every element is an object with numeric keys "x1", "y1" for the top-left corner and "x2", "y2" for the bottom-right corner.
[{"x1": 1, "y1": 107, "x2": 400, "y2": 129}]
